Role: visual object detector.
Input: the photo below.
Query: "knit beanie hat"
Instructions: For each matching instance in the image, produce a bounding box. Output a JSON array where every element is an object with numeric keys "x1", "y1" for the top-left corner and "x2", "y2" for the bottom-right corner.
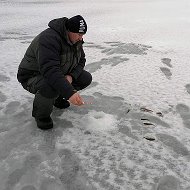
[{"x1": 66, "y1": 15, "x2": 87, "y2": 34}]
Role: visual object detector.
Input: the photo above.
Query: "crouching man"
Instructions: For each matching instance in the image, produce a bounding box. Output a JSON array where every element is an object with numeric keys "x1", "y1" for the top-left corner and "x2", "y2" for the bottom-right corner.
[{"x1": 17, "y1": 15, "x2": 92, "y2": 130}]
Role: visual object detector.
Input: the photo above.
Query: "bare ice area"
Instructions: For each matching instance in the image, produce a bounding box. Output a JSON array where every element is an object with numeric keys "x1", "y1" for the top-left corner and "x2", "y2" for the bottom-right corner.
[{"x1": 0, "y1": 0, "x2": 190, "y2": 190}]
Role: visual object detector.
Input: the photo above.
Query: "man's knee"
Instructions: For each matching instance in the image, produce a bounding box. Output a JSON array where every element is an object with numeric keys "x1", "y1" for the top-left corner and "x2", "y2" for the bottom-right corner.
[
  {"x1": 83, "y1": 71, "x2": 92, "y2": 87},
  {"x1": 21, "y1": 76, "x2": 58, "y2": 99},
  {"x1": 77, "y1": 70, "x2": 92, "y2": 88},
  {"x1": 38, "y1": 82, "x2": 59, "y2": 99}
]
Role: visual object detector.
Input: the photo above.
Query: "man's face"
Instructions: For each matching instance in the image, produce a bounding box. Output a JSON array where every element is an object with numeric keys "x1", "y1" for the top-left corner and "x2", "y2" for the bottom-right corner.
[{"x1": 68, "y1": 32, "x2": 84, "y2": 44}]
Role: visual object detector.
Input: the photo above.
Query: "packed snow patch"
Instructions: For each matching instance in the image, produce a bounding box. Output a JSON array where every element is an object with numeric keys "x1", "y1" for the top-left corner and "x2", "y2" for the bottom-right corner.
[{"x1": 81, "y1": 111, "x2": 118, "y2": 131}]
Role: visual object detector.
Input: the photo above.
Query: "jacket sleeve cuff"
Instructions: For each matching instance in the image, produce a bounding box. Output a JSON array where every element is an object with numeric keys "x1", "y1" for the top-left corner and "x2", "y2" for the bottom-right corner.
[
  {"x1": 69, "y1": 73, "x2": 77, "y2": 80},
  {"x1": 64, "y1": 89, "x2": 77, "y2": 100}
]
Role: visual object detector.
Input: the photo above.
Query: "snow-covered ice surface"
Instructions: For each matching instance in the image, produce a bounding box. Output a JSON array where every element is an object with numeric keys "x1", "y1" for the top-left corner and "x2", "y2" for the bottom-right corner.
[{"x1": 0, "y1": 0, "x2": 190, "y2": 189}]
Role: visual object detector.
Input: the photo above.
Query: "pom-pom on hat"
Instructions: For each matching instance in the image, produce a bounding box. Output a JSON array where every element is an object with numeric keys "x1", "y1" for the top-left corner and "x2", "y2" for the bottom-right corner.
[{"x1": 66, "y1": 15, "x2": 87, "y2": 34}]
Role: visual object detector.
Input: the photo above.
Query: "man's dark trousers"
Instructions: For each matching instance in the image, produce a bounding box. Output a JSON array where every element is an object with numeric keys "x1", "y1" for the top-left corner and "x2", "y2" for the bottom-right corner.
[{"x1": 22, "y1": 70, "x2": 92, "y2": 118}]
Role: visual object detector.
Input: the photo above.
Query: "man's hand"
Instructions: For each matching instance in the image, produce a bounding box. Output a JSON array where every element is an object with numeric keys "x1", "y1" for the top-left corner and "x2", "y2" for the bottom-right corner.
[
  {"x1": 69, "y1": 92, "x2": 84, "y2": 106},
  {"x1": 65, "y1": 75, "x2": 73, "y2": 84}
]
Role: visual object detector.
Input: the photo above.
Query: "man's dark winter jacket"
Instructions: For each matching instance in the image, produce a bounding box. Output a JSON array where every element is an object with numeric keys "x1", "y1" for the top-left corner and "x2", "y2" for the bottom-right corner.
[{"x1": 17, "y1": 17, "x2": 86, "y2": 99}]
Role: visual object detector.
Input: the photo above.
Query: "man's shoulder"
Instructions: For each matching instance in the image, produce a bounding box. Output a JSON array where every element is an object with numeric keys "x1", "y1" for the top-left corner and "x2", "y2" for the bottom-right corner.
[
  {"x1": 39, "y1": 28, "x2": 62, "y2": 43},
  {"x1": 40, "y1": 28, "x2": 60, "y2": 38}
]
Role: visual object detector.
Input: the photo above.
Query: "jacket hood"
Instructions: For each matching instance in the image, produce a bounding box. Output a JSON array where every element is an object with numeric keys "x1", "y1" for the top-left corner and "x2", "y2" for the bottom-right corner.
[{"x1": 48, "y1": 17, "x2": 71, "y2": 43}]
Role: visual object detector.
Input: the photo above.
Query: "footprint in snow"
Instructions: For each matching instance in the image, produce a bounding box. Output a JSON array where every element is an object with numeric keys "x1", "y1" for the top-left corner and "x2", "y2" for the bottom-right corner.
[
  {"x1": 0, "y1": 91, "x2": 7, "y2": 102},
  {"x1": 185, "y1": 84, "x2": 190, "y2": 95},
  {"x1": 160, "y1": 67, "x2": 172, "y2": 79},
  {"x1": 59, "y1": 149, "x2": 94, "y2": 189},
  {"x1": 0, "y1": 73, "x2": 10, "y2": 82},
  {"x1": 4, "y1": 101, "x2": 21, "y2": 114},
  {"x1": 102, "y1": 42, "x2": 151, "y2": 55},
  {"x1": 155, "y1": 175, "x2": 180, "y2": 190},
  {"x1": 4, "y1": 153, "x2": 42, "y2": 189},
  {"x1": 161, "y1": 58, "x2": 172, "y2": 68},
  {"x1": 176, "y1": 103, "x2": 190, "y2": 129},
  {"x1": 156, "y1": 133, "x2": 189, "y2": 156},
  {"x1": 86, "y1": 56, "x2": 129, "y2": 73}
]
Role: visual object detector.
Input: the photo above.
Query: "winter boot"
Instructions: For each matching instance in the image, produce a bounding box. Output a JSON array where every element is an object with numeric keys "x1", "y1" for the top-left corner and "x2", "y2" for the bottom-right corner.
[
  {"x1": 35, "y1": 116, "x2": 53, "y2": 130},
  {"x1": 32, "y1": 91, "x2": 55, "y2": 130}
]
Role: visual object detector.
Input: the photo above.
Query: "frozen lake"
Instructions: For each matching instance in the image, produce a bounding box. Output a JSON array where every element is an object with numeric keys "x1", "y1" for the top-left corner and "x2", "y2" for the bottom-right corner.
[{"x1": 0, "y1": 0, "x2": 190, "y2": 189}]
